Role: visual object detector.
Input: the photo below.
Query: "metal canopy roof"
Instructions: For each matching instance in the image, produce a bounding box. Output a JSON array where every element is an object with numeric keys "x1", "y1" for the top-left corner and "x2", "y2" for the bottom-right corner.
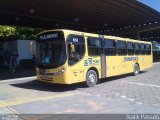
[{"x1": 0, "y1": 0, "x2": 160, "y2": 38}]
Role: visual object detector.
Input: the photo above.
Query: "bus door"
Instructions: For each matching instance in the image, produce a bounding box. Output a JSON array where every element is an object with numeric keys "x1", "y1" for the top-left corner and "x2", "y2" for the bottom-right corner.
[{"x1": 67, "y1": 35, "x2": 85, "y2": 82}]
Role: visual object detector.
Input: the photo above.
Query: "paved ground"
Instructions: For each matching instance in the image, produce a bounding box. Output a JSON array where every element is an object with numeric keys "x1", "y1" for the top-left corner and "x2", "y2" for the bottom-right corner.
[{"x1": 0, "y1": 63, "x2": 160, "y2": 119}]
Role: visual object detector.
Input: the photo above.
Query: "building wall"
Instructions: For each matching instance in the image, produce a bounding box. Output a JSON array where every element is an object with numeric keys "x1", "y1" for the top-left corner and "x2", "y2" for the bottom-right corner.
[
  {"x1": 17, "y1": 40, "x2": 36, "y2": 61},
  {"x1": 3, "y1": 40, "x2": 36, "y2": 60}
]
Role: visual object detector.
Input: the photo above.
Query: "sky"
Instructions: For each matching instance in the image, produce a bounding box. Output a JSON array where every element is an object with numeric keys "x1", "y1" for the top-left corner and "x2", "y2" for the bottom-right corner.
[{"x1": 138, "y1": 0, "x2": 160, "y2": 12}]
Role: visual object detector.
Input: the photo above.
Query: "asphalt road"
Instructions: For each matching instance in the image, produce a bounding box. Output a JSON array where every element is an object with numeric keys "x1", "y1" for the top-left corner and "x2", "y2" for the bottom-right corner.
[{"x1": 0, "y1": 63, "x2": 160, "y2": 120}]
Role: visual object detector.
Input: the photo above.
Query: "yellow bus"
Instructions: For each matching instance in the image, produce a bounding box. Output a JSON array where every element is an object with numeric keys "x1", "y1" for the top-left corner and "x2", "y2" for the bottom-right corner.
[{"x1": 35, "y1": 29, "x2": 152, "y2": 87}]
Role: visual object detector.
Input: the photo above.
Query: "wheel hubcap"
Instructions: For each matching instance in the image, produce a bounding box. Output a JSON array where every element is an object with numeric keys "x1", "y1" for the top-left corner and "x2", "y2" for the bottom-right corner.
[
  {"x1": 135, "y1": 66, "x2": 139, "y2": 74},
  {"x1": 135, "y1": 70, "x2": 138, "y2": 74},
  {"x1": 88, "y1": 74, "x2": 95, "y2": 84}
]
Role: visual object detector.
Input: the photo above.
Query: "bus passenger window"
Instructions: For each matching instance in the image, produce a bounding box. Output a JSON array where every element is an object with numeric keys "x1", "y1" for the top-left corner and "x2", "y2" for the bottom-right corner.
[
  {"x1": 135, "y1": 43, "x2": 141, "y2": 55},
  {"x1": 88, "y1": 37, "x2": 103, "y2": 56},
  {"x1": 146, "y1": 44, "x2": 151, "y2": 55},
  {"x1": 141, "y1": 44, "x2": 146, "y2": 55},
  {"x1": 127, "y1": 42, "x2": 134, "y2": 55},
  {"x1": 117, "y1": 41, "x2": 127, "y2": 56},
  {"x1": 104, "y1": 39, "x2": 116, "y2": 56}
]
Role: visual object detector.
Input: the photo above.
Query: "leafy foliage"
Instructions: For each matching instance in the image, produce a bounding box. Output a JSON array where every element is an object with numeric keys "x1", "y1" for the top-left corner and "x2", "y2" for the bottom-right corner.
[
  {"x1": 0, "y1": 26, "x2": 17, "y2": 40},
  {"x1": 0, "y1": 25, "x2": 43, "y2": 41}
]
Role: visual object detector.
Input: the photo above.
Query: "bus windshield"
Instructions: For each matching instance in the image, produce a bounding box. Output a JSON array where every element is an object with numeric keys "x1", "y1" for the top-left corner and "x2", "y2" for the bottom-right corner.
[
  {"x1": 36, "y1": 41, "x2": 66, "y2": 68},
  {"x1": 36, "y1": 31, "x2": 66, "y2": 68}
]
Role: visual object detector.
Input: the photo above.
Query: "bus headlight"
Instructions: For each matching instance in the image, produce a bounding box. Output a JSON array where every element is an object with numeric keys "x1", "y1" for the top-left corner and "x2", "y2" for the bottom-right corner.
[{"x1": 53, "y1": 68, "x2": 66, "y2": 76}]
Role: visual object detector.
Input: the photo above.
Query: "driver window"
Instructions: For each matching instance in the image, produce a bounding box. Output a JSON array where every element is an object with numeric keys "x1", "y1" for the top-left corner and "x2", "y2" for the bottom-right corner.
[{"x1": 67, "y1": 35, "x2": 85, "y2": 65}]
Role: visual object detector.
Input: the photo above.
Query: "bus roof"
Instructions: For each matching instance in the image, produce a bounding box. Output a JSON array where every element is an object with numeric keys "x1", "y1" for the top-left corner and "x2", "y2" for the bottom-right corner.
[{"x1": 36, "y1": 29, "x2": 152, "y2": 44}]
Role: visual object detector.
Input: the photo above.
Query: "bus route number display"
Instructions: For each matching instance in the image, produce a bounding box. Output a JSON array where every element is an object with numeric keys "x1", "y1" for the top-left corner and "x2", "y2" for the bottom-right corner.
[{"x1": 73, "y1": 38, "x2": 79, "y2": 43}]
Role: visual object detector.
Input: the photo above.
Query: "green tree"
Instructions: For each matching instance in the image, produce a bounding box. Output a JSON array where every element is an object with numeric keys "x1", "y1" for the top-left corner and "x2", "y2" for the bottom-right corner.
[
  {"x1": 0, "y1": 26, "x2": 17, "y2": 41},
  {"x1": 0, "y1": 25, "x2": 44, "y2": 41}
]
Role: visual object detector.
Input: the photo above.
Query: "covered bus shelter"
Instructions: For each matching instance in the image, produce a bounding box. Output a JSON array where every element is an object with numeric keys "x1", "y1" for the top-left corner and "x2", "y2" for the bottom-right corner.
[{"x1": 0, "y1": 0, "x2": 160, "y2": 41}]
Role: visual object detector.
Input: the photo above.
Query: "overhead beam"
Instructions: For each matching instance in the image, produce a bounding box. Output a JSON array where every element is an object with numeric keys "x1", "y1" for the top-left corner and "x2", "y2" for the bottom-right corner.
[
  {"x1": 139, "y1": 25, "x2": 160, "y2": 33},
  {"x1": 107, "y1": 22, "x2": 160, "y2": 35}
]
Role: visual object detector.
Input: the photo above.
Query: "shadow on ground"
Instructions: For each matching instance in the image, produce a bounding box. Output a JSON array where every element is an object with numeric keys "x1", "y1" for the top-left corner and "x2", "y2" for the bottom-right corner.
[
  {"x1": 10, "y1": 71, "x2": 147, "y2": 92},
  {"x1": 0, "y1": 69, "x2": 35, "y2": 80},
  {"x1": 11, "y1": 80, "x2": 79, "y2": 92}
]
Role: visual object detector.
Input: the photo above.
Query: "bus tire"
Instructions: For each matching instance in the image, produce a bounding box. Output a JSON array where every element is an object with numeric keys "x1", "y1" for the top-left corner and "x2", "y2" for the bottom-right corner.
[
  {"x1": 134, "y1": 64, "x2": 140, "y2": 76},
  {"x1": 86, "y1": 70, "x2": 98, "y2": 87}
]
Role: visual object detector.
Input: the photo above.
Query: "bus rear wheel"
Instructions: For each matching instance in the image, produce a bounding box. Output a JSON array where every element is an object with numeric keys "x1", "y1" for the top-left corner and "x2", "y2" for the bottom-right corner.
[
  {"x1": 134, "y1": 64, "x2": 140, "y2": 76},
  {"x1": 86, "y1": 70, "x2": 98, "y2": 87}
]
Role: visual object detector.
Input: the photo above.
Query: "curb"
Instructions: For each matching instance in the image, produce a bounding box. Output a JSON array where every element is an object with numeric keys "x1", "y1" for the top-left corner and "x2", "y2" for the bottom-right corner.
[{"x1": 0, "y1": 76, "x2": 36, "y2": 83}]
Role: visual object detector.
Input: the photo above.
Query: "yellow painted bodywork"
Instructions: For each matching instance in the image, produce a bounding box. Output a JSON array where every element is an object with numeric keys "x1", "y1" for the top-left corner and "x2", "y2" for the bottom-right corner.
[{"x1": 36, "y1": 29, "x2": 153, "y2": 84}]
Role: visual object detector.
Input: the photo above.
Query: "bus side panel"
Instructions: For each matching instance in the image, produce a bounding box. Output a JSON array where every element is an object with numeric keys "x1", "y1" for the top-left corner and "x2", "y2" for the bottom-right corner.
[
  {"x1": 67, "y1": 60, "x2": 85, "y2": 84},
  {"x1": 138, "y1": 55, "x2": 153, "y2": 71},
  {"x1": 83, "y1": 56, "x2": 102, "y2": 79},
  {"x1": 106, "y1": 56, "x2": 119, "y2": 77},
  {"x1": 107, "y1": 56, "x2": 139, "y2": 77},
  {"x1": 65, "y1": 57, "x2": 102, "y2": 84},
  {"x1": 126, "y1": 61, "x2": 134, "y2": 73}
]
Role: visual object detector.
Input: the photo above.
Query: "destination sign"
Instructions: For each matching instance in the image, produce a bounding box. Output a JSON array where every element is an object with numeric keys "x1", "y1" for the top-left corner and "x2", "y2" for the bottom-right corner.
[
  {"x1": 36, "y1": 31, "x2": 64, "y2": 41},
  {"x1": 39, "y1": 33, "x2": 58, "y2": 40}
]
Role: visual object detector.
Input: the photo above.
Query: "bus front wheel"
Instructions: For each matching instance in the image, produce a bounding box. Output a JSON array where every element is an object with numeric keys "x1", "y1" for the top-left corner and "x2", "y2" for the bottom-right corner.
[
  {"x1": 86, "y1": 70, "x2": 98, "y2": 87},
  {"x1": 134, "y1": 64, "x2": 140, "y2": 76}
]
